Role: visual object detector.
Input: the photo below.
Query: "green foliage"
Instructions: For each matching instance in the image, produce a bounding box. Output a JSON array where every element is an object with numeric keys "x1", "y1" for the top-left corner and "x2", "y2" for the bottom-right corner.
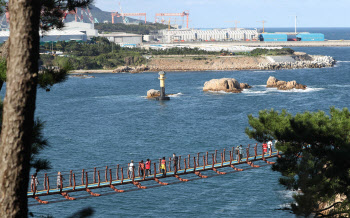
[
  {"x1": 250, "y1": 48, "x2": 295, "y2": 56},
  {"x1": 192, "y1": 57, "x2": 207, "y2": 60},
  {"x1": 246, "y1": 107, "x2": 350, "y2": 216},
  {"x1": 38, "y1": 68, "x2": 68, "y2": 91},
  {"x1": 30, "y1": 119, "x2": 51, "y2": 171},
  {"x1": 149, "y1": 47, "x2": 218, "y2": 55},
  {"x1": 95, "y1": 23, "x2": 169, "y2": 35},
  {"x1": 0, "y1": 58, "x2": 6, "y2": 82}
]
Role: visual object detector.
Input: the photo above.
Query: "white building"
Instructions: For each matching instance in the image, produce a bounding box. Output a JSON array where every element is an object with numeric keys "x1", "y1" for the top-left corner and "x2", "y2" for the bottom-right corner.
[
  {"x1": 63, "y1": 21, "x2": 98, "y2": 39},
  {"x1": 157, "y1": 28, "x2": 259, "y2": 43},
  {"x1": 0, "y1": 21, "x2": 99, "y2": 43},
  {"x1": 99, "y1": 32, "x2": 142, "y2": 45}
]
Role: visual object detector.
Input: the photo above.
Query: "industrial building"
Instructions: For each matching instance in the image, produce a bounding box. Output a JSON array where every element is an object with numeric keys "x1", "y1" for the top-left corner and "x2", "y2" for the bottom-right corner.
[
  {"x1": 0, "y1": 21, "x2": 99, "y2": 43},
  {"x1": 259, "y1": 33, "x2": 324, "y2": 42},
  {"x1": 296, "y1": 33, "x2": 324, "y2": 41},
  {"x1": 99, "y1": 32, "x2": 143, "y2": 45},
  {"x1": 154, "y1": 28, "x2": 259, "y2": 43},
  {"x1": 259, "y1": 34, "x2": 288, "y2": 42},
  {"x1": 0, "y1": 28, "x2": 88, "y2": 44},
  {"x1": 63, "y1": 21, "x2": 98, "y2": 39}
]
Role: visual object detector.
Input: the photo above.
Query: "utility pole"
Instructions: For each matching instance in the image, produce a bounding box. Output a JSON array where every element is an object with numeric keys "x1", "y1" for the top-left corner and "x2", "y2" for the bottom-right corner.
[{"x1": 295, "y1": 16, "x2": 297, "y2": 34}]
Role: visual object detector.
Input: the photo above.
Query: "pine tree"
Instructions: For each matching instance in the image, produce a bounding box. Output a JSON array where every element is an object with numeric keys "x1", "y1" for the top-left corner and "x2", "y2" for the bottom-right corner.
[
  {"x1": 246, "y1": 107, "x2": 350, "y2": 216},
  {"x1": 0, "y1": 0, "x2": 92, "y2": 217}
]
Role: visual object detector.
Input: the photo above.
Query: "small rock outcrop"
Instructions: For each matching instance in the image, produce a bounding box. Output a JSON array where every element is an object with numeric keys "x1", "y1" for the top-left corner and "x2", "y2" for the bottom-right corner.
[
  {"x1": 147, "y1": 89, "x2": 160, "y2": 98},
  {"x1": 203, "y1": 78, "x2": 251, "y2": 93},
  {"x1": 113, "y1": 65, "x2": 149, "y2": 73},
  {"x1": 266, "y1": 76, "x2": 306, "y2": 90}
]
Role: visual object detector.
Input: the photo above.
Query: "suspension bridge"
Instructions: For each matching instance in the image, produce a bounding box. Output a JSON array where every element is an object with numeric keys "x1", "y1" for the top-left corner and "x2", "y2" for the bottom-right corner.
[{"x1": 28, "y1": 144, "x2": 280, "y2": 205}]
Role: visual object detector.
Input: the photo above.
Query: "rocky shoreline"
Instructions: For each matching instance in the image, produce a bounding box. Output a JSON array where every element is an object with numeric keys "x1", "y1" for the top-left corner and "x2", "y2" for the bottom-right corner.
[
  {"x1": 70, "y1": 53, "x2": 336, "y2": 74},
  {"x1": 259, "y1": 55, "x2": 336, "y2": 70}
]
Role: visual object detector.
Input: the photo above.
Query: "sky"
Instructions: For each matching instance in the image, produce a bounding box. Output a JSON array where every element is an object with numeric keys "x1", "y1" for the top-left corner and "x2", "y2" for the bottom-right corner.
[{"x1": 94, "y1": 0, "x2": 349, "y2": 28}]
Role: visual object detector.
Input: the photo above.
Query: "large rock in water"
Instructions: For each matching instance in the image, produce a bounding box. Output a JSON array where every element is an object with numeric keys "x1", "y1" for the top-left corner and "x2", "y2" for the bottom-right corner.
[
  {"x1": 147, "y1": 89, "x2": 160, "y2": 98},
  {"x1": 203, "y1": 78, "x2": 251, "y2": 93},
  {"x1": 266, "y1": 76, "x2": 306, "y2": 90}
]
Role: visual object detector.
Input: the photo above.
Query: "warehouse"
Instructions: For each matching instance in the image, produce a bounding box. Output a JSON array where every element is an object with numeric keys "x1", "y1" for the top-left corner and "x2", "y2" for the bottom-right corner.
[
  {"x1": 259, "y1": 34, "x2": 288, "y2": 42},
  {"x1": 157, "y1": 28, "x2": 259, "y2": 43},
  {"x1": 0, "y1": 29, "x2": 87, "y2": 43},
  {"x1": 40, "y1": 29, "x2": 87, "y2": 42},
  {"x1": 99, "y1": 32, "x2": 142, "y2": 45},
  {"x1": 296, "y1": 33, "x2": 324, "y2": 41}
]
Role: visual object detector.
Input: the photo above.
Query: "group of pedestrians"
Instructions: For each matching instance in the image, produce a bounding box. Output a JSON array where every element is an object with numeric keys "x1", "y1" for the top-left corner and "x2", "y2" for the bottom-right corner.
[
  {"x1": 129, "y1": 153, "x2": 178, "y2": 178},
  {"x1": 128, "y1": 159, "x2": 152, "y2": 178},
  {"x1": 262, "y1": 140, "x2": 274, "y2": 155}
]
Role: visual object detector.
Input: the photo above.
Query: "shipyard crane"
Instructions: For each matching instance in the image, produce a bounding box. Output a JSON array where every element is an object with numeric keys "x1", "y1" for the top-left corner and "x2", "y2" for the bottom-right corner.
[
  {"x1": 62, "y1": 7, "x2": 94, "y2": 23},
  {"x1": 155, "y1": 11, "x2": 189, "y2": 28},
  {"x1": 257, "y1": 20, "x2": 267, "y2": 33},
  {"x1": 111, "y1": 12, "x2": 147, "y2": 24}
]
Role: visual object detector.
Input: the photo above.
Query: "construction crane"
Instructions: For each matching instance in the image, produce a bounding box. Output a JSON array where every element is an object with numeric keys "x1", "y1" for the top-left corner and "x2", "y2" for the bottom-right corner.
[
  {"x1": 155, "y1": 11, "x2": 189, "y2": 28},
  {"x1": 257, "y1": 20, "x2": 267, "y2": 33},
  {"x1": 225, "y1": 20, "x2": 240, "y2": 30},
  {"x1": 111, "y1": 12, "x2": 147, "y2": 24}
]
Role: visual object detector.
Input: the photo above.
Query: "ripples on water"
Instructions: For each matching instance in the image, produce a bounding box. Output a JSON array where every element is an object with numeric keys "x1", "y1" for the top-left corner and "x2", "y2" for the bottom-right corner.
[{"x1": 4, "y1": 47, "x2": 349, "y2": 217}]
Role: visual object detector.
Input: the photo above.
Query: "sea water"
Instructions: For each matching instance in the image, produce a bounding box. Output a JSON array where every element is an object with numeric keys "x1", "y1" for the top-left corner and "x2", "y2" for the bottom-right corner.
[{"x1": 6, "y1": 46, "x2": 350, "y2": 217}]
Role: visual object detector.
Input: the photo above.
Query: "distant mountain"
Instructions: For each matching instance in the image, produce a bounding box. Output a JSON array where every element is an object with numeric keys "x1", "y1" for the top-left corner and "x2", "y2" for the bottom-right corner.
[{"x1": 64, "y1": 4, "x2": 140, "y2": 24}]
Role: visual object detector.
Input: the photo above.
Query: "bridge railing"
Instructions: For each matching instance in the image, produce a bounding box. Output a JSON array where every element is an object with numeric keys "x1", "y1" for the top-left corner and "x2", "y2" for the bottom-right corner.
[{"x1": 28, "y1": 143, "x2": 278, "y2": 194}]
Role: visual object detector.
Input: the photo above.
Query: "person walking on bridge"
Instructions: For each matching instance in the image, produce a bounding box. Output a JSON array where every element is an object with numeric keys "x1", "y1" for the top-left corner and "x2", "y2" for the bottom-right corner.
[
  {"x1": 235, "y1": 146, "x2": 240, "y2": 160},
  {"x1": 161, "y1": 157, "x2": 166, "y2": 177},
  {"x1": 173, "y1": 153, "x2": 178, "y2": 174},
  {"x1": 57, "y1": 172, "x2": 64, "y2": 189},
  {"x1": 267, "y1": 140, "x2": 273, "y2": 155},
  {"x1": 145, "y1": 159, "x2": 151, "y2": 176},
  {"x1": 139, "y1": 160, "x2": 145, "y2": 177},
  {"x1": 239, "y1": 145, "x2": 243, "y2": 160},
  {"x1": 128, "y1": 160, "x2": 134, "y2": 179},
  {"x1": 31, "y1": 172, "x2": 39, "y2": 192},
  {"x1": 263, "y1": 142, "x2": 268, "y2": 155}
]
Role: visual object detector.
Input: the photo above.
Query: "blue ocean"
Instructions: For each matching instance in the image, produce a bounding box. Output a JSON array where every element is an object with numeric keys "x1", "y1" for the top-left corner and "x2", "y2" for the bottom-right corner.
[{"x1": 4, "y1": 28, "x2": 350, "y2": 217}]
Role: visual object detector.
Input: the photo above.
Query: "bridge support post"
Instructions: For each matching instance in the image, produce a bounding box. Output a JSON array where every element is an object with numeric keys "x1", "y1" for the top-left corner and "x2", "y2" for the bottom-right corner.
[
  {"x1": 193, "y1": 157, "x2": 196, "y2": 172},
  {"x1": 116, "y1": 165, "x2": 119, "y2": 180},
  {"x1": 178, "y1": 156, "x2": 181, "y2": 170},
  {"x1": 197, "y1": 153, "x2": 199, "y2": 166},
  {"x1": 73, "y1": 173, "x2": 76, "y2": 190},
  {"x1": 254, "y1": 143, "x2": 258, "y2": 160},
  {"x1": 82, "y1": 169, "x2": 85, "y2": 185},
  {"x1": 154, "y1": 163, "x2": 157, "y2": 179},
  {"x1": 188, "y1": 155, "x2": 190, "y2": 168},
  {"x1": 206, "y1": 152, "x2": 209, "y2": 165},
  {"x1": 98, "y1": 170, "x2": 101, "y2": 187},
  {"x1": 184, "y1": 158, "x2": 187, "y2": 173},
  {"x1": 44, "y1": 173, "x2": 47, "y2": 190},
  {"x1": 215, "y1": 150, "x2": 217, "y2": 163},
  {"x1": 47, "y1": 176, "x2": 50, "y2": 194},
  {"x1": 70, "y1": 170, "x2": 72, "y2": 186},
  {"x1": 94, "y1": 168, "x2": 96, "y2": 183}
]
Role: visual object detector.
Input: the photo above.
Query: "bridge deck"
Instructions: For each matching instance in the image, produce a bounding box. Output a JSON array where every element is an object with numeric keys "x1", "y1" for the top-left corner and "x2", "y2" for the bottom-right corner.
[{"x1": 28, "y1": 150, "x2": 279, "y2": 198}]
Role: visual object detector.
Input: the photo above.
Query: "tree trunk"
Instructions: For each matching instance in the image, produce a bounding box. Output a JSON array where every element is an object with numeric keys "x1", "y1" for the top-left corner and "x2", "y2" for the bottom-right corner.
[{"x1": 0, "y1": 0, "x2": 40, "y2": 217}]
